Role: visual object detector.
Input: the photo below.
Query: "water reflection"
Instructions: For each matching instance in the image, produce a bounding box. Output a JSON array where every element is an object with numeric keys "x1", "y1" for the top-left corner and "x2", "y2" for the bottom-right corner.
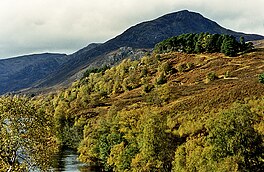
[{"x1": 51, "y1": 149, "x2": 100, "y2": 172}]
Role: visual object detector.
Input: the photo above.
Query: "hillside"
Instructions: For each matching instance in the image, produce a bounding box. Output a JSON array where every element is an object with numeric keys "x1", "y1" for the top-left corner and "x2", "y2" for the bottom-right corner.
[
  {"x1": 37, "y1": 46, "x2": 264, "y2": 171},
  {"x1": 0, "y1": 53, "x2": 67, "y2": 95},
  {"x1": 1, "y1": 34, "x2": 263, "y2": 170},
  {"x1": 32, "y1": 10, "x2": 264, "y2": 91},
  {"x1": 252, "y1": 39, "x2": 264, "y2": 48},
  {"x1": 49, "y1": 46, "x2": 264, "y2": 114},
  {"x1": 20, "y1": 47, "x2": 150, "y2": 95}
]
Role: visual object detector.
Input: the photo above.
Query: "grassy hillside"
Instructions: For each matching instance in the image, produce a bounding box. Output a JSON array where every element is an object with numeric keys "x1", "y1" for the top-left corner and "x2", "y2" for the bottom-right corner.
[
  {"x1": 36, "y1": 44, "x2": 264, "y2": 171},
  {"x1": 1, "y1": 36, "x2": 263, "y2": 170}
]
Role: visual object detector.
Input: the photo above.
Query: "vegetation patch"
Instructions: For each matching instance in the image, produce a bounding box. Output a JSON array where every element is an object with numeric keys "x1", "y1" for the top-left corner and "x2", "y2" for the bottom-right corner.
[
  {"x1": 154, "y1": 33, "x2": 254, "y2": 56},
  {"x1": 259, "y1": 73, "x2": 264, "y2": 83}
]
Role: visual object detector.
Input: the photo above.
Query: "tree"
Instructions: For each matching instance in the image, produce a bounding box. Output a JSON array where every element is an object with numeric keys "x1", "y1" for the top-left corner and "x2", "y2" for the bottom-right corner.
[
  {"x1": 172, "y1": 104, "x2": 263, "y2": 172},
  {"x1": 221, "y1": 36, "x2": 238, "y2": 56},
  {"x1": 240, "y1": 36, "x2": 245, "y2": 45},
  {"x1": 132, "y1": 110, "x2": 173, "y2": 171},
  {"x1": 154, "y1": 33, "x2": 246, "y2": 56},
  {"x1": 207, "y1": 104, "x2": 263, "y2": 171},
  {"x1": 0, "y1": 96, "x2": 58, "y2": 171},
  {"x1": 205, "y1": 34, "x2": 220, "y2": 53},
  {"x1": 194, "y1": 33, "x2": 204, "y2": 53}
]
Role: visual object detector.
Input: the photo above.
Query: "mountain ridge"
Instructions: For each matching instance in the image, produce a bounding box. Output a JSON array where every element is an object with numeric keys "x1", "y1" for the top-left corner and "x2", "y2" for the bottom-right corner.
[
  {"x1": 0, "y1": 53, "x2": 67, "y2": 94},
  {"x1": 33, "y1": 10, "x2": 264, "y2": 90},
  {"x1": 2, "y1": 10, "x2": 264, "y2": 95}
]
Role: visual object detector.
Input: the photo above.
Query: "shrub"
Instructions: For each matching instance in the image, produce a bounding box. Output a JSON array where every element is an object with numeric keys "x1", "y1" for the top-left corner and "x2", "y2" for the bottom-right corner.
[
  {"x1": 177, "y1": 62, "x2": 195, "y2": 73},
  {"x1": 207, "y1": 72, "x2": 218, "y2": 81},
  {"x1": 186, "y1": 62, "x2": 195, "y2": 71},
  {"x1": 158, "y1": 61, "x2": 173, "y2": 75},
  {"x1": 224, "y1": 71, "x2": 230, "y2": 78},
  {"x1": 142, "y1": 84, "x2": 154, "y2": 93},
  {"x1": 259, "y1": 73, "x2": 264, "y2": 84},
  {"x1": 155, "y1": 72, "x2": 167, "y2": 85},
  {"x1": 178, "y1": 63, "x2": 187, "y2": 72},
  {"x1": 155, "y1": 54, "x2": 161, "y2": 61}
]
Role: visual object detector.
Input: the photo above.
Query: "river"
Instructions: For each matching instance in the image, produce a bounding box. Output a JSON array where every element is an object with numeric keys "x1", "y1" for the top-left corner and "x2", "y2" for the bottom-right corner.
[{"x1": 50, "y1": 149, "x2": 101, "y2": 172}]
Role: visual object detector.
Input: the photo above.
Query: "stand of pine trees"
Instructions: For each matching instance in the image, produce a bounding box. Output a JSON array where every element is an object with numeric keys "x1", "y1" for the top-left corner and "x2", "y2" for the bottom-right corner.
[{"x1": 154, "y1": 33, "x2": 253, "y2": 56}]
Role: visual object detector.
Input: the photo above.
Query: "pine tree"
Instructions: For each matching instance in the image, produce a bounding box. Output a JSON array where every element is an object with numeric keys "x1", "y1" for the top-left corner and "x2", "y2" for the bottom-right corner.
[{"x1": 221, "y1": 36, "x2": 238, "y2": 56}]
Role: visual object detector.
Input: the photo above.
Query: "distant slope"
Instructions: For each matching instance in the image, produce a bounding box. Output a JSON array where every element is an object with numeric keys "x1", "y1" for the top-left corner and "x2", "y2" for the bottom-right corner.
[
  {"x1": 0, "y1": 53, "x2": 67, "y2": 94},
  {"x1": 35, "y1": 10, "x2": 264, "y2": 89},
  {"x1": 252, "y1": 39, "x2": 264, "y2": 48}
]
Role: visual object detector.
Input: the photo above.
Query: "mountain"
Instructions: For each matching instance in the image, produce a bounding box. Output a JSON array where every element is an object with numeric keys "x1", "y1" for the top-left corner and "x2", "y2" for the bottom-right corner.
[
  {"x1": 0, "y1": 53, "x2": 67, "y2": 95},
  {"x1": 33, "y1": 10, "x2": 264, "y2": 90},
  {"x1": 2, "y1": 10, "x2": 264, "y2": 95}
]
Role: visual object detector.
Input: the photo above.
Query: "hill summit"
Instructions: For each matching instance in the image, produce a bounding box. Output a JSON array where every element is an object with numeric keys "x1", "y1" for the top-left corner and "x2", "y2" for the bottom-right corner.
[
  {"x1": 2, "y1": 10, "x2": 264, "y2": 95},
  {"x1": 33, "y1": 10, "x2": 264, "y2": 90},
  {"x1": 112, "y1": 10, "x2": 263, "y2": 48}
]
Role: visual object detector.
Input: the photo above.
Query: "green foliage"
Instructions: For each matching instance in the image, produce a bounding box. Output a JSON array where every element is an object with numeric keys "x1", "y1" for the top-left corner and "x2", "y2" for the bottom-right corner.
[
  {"x1": 205, "y1": 34, "x2": 221, "y2": 53},
  {"x1": 178, "y1": 62, "x2": 195, "y2": 73},
  {"x1": 171, "y1": 104, "x2": 264, "y2": 172},
  {"x1": 82, "y1": 65, "x2": 110, "y2": 79},
  {"x1": 0, "y1": 96, "x2": 58, "y2": 171},
  {"x1": 38, "y1": 46, "x2": 263, "y2": 171},
  {"x1": 207, "y1": 72, "x2": 218, "y2": 81},
  {"x1": 259, "y1": 73, "x2": 264, "y2": 84},
  {"x1": 78, "y1": 106, "x2": 175, "y2": 171},
  {"x1": 154, "y1": 33, "x2": 250, "y2": 56},
  {"x1": 155, "y1": 72, "x2": 167, "y2": 85},
  {"x1": 132, "y1": 111, "x2": 173, "y2": 171},
  {"x1": 239, "y1": 37, "x2": 254, "y2": 52},
  {"x1": 155, "y1": 54, "x2": 161, "y2": 61},
  {"x1": 221, "y1": 35, "x2": 239, "y2": 56},
  {"x1": 207, "y1": 104, "x2": 263, "y2": 171}
]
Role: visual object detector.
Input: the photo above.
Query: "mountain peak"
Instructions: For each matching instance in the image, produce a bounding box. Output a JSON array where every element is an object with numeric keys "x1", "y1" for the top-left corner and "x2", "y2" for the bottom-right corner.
[
  {"x1": 2, "y1": 10, "x2": 264, "y2": 95},
  {"x1": 163, "y1": 9, "x2": 199, "y2": 17},
  {"x1": 25, "y1": 10, "x2": 264, "y2": 90}
]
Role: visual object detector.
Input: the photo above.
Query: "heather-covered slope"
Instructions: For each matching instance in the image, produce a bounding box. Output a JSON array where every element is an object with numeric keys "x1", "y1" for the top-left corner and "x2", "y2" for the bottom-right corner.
[{"x1": 38, "y1": 47, "x2": 264, "y2": 171}]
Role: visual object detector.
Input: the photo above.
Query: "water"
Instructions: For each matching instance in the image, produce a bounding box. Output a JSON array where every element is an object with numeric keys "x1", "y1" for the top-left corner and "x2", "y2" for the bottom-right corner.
[{"x1": 51, "y1": 149, "x2": 100, "y2": 172}]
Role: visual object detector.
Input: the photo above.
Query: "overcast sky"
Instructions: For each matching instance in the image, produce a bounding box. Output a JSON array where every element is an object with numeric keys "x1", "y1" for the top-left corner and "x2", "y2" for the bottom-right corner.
[{"x1": 0, "y1": 0, "x2": 263, "y2": 59}]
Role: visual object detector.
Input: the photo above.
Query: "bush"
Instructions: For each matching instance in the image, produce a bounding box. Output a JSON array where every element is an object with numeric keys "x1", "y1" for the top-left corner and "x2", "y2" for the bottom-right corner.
[
  {"x1": 178, "y1": 63, "x2": 187, "y2": 72},
  {"x1": 155, "y1": 72, "x2": 167, "y2": 85},
  {"x1": 207, "y1": 72, "x2": 218, "y2": 81},
  {"x1": 142, "y1": 84, "x2": 154, "y2": 93},
  {"x1": 259, "y1": 73, "x2": 264, "y2": 84},
  {"x1": 186, "y1": 62, "x2": 195, "y2": 71},
  {"x1": 155, "y1": 54, "x2": 161, "y2": 61},
  {"x1": 224, "y1": 71, "x2": 230, "y2": 78}
]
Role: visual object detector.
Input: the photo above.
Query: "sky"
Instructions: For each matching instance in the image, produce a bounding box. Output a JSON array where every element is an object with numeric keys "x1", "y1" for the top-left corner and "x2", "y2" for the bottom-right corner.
[{"x1": 0, "y1": 0, "x2": 263, "y2": 59}]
